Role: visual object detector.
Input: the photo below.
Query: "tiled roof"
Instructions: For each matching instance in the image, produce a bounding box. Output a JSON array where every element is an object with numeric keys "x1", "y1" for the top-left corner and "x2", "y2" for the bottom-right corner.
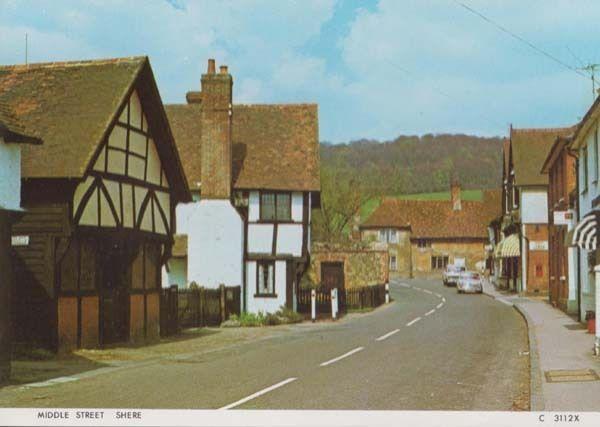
[
  {"x1": 0, "y1": 56, "x2": 191, "y2": 201},
  {"x1": 361, "y1": 192, "x2": 501, "y2": 239},
  {"x1": 0, "y1": 57, "x2": 145, "y2": 178},
  {"x1": 511, "y1": 127, "x2": 575, "y2": 187},
  {"x1": 165, "y1": 103, "x2": 320, "y2": 192},
  {"x1": 0, "y1": 100, "x2": 42, "y2": 144}
]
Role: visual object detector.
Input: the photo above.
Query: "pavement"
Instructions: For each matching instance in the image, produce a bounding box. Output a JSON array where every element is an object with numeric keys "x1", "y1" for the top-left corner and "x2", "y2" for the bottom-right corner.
[
  {"x1": 0, "y1": 278, "x2": 529, "y2": 410},
  {"x1": 482, "y1": 278, "x2": 600, "y2": 411}
]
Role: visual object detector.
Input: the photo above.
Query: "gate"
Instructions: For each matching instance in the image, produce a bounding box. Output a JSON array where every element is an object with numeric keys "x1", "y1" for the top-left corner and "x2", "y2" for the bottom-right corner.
[
  {"x1": 160, "y1": 285, "x2": 179, "y2": 337},
  {"x1": 321, "y1": 262, "x2": 346, "y2": 313}
]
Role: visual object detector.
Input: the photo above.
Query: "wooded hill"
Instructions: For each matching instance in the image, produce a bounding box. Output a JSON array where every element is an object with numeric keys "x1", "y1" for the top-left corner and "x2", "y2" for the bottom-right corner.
[{"x1": 320, "y1": 133, "x2": 504, "y2": 195}]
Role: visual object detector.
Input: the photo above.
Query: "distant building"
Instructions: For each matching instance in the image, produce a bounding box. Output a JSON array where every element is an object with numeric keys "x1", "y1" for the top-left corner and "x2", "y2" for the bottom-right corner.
[
  {"x1": 0, "y1": 102, "x2": 42, "y2": 382},
  {"x1": 164, "y1": 59, "x2": 320, "y2": 314},
  {"x1": 360, "y1": 181, "x2": 501, "y2": 277},
  {"x1": 0, "y1": 57, "x2": 190, "y2": 351}
]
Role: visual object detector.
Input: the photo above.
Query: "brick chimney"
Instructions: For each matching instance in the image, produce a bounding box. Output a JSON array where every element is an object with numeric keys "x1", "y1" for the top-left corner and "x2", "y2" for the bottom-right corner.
[
  {"x1": 451, "y1": 177, "x2": 461, "y2": 211},
  {"x1": 199, "y1": 58, "x2": 233, "y2": 199}
]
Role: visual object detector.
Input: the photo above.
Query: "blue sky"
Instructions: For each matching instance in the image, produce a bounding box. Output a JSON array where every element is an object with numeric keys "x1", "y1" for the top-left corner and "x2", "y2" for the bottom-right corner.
[{"x1": 1, "y1": 0, "x2": 599, "y2": 142}]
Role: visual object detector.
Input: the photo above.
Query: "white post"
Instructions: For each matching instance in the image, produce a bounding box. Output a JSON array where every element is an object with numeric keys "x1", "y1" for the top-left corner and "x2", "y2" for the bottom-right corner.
[
  {"x1": 595, "y1": 265, "x2": 600, "y2": 356},
  {"x1": 331, "y1": 288, "x2": 337, "y2": 320},
  {"x1": 311, "y1": 289, "x2": 316, "y2": 323},
  {"x1": 385, "y1": 283, "x2": 390, "y2": 304}
]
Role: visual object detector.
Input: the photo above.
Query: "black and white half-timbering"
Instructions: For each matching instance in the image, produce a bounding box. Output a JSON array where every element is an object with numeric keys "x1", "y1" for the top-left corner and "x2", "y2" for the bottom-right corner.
[{"x1": 165, "y1": 59, "x2": 320, "y2": 314}]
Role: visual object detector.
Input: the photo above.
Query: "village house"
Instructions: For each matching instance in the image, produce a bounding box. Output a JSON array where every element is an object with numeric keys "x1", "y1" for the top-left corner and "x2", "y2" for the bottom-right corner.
[
  {"x1": 540, "y1": 134, "x2": 579, "y2": 316},
  {"x1": 163, "y1": 59, "x2": 320, "y2": 314},
  {"x1": 0, "y1": 57, "x2": 191, "y2": 352},
  {"x1": 568, "y1": 94, "x2": 600, "y2": 354},
  {"x1": 359, "y1": 181, "x2": 500, "y2": 277},
  {"x1": 494, "y1": 126, "x2": 573, "y2": 295},
  {"x1": 0, "y1": 102, "x2": 42, "y2": 382}
]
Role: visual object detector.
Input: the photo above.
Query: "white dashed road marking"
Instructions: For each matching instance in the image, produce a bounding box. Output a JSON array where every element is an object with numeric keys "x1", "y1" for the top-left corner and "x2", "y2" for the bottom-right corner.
[
  {"x1": 423, "y1": 289, "x2": 432, "y2": 295},
  {"x1": 425, "y1": 309, "x2": 436, "y2": 316},
  {"x1": 437, "y1": 303, "x2": 443, "y2": 309},
  {"x1": 320, "y1": 347, "x2": 365, "y2": 367},
  {"x1": 376, "y1": 329, "x2": 400, "y2": 341},
  {"x1": 219, "y1": 377, "x2": 298, "y2": 410},
  {"x1": 406, "y1": 317, "x2": 421, "y2": 326},
  {"x1": 434, "y1": 293, "x2": 442, "y2": 297}
]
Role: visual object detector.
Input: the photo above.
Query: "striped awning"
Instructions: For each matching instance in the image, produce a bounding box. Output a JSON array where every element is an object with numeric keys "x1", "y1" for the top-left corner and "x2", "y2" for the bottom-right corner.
[
  {"x1": 496, "y1": 234, "x2": 520, "y2": 258},
  {"x1": 572, "y1": 210, "x2": 599, "y2": 251}
]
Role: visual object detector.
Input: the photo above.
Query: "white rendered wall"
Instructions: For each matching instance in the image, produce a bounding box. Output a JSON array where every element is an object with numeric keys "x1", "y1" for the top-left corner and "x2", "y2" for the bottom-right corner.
[
  {"x1": 520, "y1": 190, "x2": 548, "y2": 224},
  {"x1": 277, "y1": 224, "x2": 303, "y2": 256},
  {"x1": 246, "y1": 260, "x2": 287, "y2": 313},
  {"x1": 0, "y1": 138, "x2": 22, "y2": 210},
  {"x1": 248, "y1": 224, "x2": 273, "y2": 253},
  {"x1": 182, "y1": 199, "x2": 243, "y2": 288}
]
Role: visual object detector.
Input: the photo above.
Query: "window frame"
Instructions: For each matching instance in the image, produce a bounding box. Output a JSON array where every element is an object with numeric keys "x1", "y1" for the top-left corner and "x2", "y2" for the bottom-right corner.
[
  {"x1": 255, "y1": 260, "x2": 276, "y2": 297},
  {"x1": 417, "y1": 239, "x2": 431, "y2": 249},
  {"x1": 582, "y1": 145, "x2": 589, "y2": 193},
  {"x1": 390, "y1": 255, "x2": 397, "y2": 271},
  {"x1": 431, "y1": 255, "x2": 449, "y2": 270},
  {"x1": 594, "y1": 127, "x2": 599, "y2": 183},
  {"x1": 259, "y1": 191, "x2": 292, "y2": 222}
]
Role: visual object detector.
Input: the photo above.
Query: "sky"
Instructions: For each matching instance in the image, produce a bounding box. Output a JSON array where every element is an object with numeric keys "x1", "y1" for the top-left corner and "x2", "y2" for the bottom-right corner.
[{"x1": 1, "y1": 0, "x2": 600, "y2": 142}]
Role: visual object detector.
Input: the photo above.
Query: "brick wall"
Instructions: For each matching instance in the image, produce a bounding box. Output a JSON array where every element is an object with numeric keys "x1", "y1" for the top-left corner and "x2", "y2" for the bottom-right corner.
[{"x1": 524, "y1": 223, "x2": 549, "y2": 295}]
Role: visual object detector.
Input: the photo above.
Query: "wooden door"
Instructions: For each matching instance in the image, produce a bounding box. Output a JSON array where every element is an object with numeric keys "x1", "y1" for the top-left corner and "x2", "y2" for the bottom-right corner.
[{"x1": 99, "y1": 242, "x2": 130, "y2": 345}]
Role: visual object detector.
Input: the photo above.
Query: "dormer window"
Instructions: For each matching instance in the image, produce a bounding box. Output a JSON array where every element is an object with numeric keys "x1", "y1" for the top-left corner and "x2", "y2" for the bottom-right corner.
[{"x1": 260, "y1": 192, "x2": 291, "y2": 221}]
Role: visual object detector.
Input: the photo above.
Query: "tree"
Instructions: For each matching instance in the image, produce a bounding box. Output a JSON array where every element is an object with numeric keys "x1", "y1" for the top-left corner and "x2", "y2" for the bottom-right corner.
[{"x1": 312, "y1": 159, "x2": 373, "y2": 243}]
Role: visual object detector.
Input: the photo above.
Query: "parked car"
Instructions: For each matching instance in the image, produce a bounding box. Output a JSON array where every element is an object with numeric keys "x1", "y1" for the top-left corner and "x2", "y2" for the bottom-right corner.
[
  {"x1": 457, "y1": 271, "x2": 483, "y2": 294},
  {"x1": 442, "y1": 264, "x2": 465, "y2": 286}
]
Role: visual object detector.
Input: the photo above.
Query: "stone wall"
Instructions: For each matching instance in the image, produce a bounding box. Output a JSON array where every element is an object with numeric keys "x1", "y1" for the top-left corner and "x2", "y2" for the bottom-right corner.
[
  {"x1": 308, "y1": 243, "x2": 389, "y2": 289},
  {"x1": 412, "y1": 240, "x2": 487, "y2": 276}
]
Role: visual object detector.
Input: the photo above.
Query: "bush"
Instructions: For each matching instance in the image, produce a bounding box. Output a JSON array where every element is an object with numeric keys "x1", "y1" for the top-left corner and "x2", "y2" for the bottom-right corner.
[
  {"x1": 223, "y1": 307, "x2": 304, "y2": 327},
  {"x1": 276, "y1": 306, "x2": 304, "y2": 324}
]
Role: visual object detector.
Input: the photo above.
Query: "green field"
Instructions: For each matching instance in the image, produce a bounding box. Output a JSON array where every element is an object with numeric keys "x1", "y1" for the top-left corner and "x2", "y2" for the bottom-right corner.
[{"x1": 361, "y1": 190, "x2": 484, "y2": 221}]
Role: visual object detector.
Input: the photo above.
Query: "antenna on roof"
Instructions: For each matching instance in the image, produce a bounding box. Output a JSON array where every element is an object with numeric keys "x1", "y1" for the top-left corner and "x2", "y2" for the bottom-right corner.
[
  {"x1": 25, "y1": 33, "x2": 28, "y2": 66},
  {"x1": 577, "y1": 63, "x2": 600, "y2": 101}
]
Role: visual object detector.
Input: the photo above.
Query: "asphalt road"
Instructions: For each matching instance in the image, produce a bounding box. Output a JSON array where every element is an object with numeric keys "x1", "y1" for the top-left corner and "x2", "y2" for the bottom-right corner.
[{"x1": 0, "y1": 278, "x2": 529, "y2": 410}]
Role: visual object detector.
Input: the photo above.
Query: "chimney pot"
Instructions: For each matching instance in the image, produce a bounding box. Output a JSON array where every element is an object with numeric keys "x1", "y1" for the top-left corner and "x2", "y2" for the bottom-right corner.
[
  {"x1": 207, "y1": 59, "x2": 216, "y2": 74},
  {"x1": 220, "y1": 65, "x2": 228, "y2": 74}
]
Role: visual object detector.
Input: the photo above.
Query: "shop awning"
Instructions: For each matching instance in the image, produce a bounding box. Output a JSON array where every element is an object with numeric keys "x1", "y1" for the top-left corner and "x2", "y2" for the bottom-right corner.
[
  {"x1": 496, "y1": 234, "x2": 520, "y2": 258},
  {"x1": 572, "y1": 210, "x2": 599, "y2": 251}
]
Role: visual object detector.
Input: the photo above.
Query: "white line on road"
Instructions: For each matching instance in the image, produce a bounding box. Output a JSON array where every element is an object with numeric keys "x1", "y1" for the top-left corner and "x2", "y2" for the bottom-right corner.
[
  {"x1": 437, "y1": 303, "x2": 443, "y2": 309},
  {"x1": 425, "y1": 309, "x2": 436, "y2": 316},
  {"x1": 442, "y1": 297, "x2": 446, "y2": 302},
  {"x1": 423, "y1": 289, "x2": 433, "y2": 295},
  {"x1": 406, "y1": 317, "x2": 421, "y2": 326},
  {"x1": 434, "y1": 293, "x2": 442, "y2": 297},
  {"x1": 218, "y1": 377, "x2": 298, "y2": 410},
  {"x1": 320, "y1": 347, "x2": 364, "y2": 367},
  {"x1": 375, "y1": 329, "x2": 400, "y2": 341}
]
